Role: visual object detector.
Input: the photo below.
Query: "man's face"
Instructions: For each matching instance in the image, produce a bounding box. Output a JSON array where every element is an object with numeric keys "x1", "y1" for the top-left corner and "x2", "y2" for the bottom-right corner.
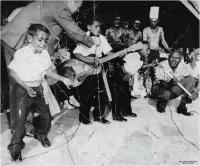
[
  {"x1": 114, "y1": 18, "x2": 121, "y2": 27},
  {"x1": 88, "y1": 21, "x2": 101, "y2": 36},
  {"x1": 140, "y1": 44, "x2": 150, "y2": 57},
  {"x1": 68, "y1": 0, "x2": 83, "y2": 14},
  {"x1": 169, "y1": 52, "x2": 182, "y2": 68},
  {"x1": 133, "y1": 20, "x2": 141, "y2": 30},
  {"x1": 150, "y1": 19, "x2": 158, "y2": 28}
]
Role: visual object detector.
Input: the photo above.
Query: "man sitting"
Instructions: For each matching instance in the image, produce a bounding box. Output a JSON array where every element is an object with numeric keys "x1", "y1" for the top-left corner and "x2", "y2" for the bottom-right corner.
[{"x1": 151, "y1": 49, "x2": 199, "y2": 116}]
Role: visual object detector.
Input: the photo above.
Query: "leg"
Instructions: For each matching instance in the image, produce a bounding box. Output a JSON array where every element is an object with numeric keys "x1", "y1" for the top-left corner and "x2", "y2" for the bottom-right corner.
[
  {"x1": 8, "y1": 85, "x2": 30, "y2": 161},
  {"x1": 121, "y1": 80, "x2": 137, "y2": 117},
  {"x1": 92, "y1": 74, "x2": 110, "y2": 124},
  {"x1": 32, "y1": 87, "x2": 51, "y2": 147},
  {"x1": 173, "y1": 76, "x2": 198, "y2": 116},
  {"x1": 151, "y1": 82, "x2": 173, "y2": 113}
]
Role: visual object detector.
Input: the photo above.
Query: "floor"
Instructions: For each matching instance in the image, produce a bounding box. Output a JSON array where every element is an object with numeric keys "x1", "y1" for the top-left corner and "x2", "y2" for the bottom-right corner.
[{"x1": 1, "y1": 97, "x2": 200, "y2": 166}]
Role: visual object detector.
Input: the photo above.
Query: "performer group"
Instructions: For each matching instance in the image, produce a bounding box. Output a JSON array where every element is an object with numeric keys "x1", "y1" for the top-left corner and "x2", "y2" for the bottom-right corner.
[{"x1": 1, "y1": 0, "x2": 199, "y2": 161}]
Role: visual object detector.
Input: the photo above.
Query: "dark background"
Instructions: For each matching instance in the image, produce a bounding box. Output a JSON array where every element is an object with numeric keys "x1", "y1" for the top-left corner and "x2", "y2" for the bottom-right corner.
[{"x1": 1, "y1": 1, "x2": 199, "y2": 48}]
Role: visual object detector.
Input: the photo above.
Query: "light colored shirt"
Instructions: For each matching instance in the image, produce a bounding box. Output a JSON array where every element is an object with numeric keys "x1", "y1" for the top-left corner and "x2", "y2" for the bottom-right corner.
[
  {"x1": 155, "y1": 60, "x2": 192, "y2": 82},
  {"x1": 191, "y1": 61, "x2": 200, "y2": 79},
  {"x1": 8, "y1": 45, "x2": 54, "y2": 86},
  {"x1": 73, "y1": 32, "x2": 112, "y2": 57}
]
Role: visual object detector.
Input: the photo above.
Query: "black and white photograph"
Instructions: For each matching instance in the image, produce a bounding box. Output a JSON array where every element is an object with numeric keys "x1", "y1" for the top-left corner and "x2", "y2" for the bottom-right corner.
[{"x1": 0, "y1": 0, "x2": 199, "y2": 165}]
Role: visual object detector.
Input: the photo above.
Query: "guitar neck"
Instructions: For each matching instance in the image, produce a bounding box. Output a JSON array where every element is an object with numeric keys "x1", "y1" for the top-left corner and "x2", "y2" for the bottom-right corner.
[{"x1": 99, "y1": 49, "x2": 127, "y2": 64}]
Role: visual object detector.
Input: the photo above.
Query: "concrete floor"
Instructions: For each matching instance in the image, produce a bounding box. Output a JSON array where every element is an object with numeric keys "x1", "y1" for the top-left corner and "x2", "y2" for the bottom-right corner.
[{"x1": 1, "y1": 97, "x2": 200, "y2": 166}]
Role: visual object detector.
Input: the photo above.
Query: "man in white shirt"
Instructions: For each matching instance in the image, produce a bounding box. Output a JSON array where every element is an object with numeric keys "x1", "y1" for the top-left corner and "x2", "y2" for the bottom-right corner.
[
  {"x1": 7, "y1": 24, "x2": 72, "y2": 161},
  {"x1": 73, "y1": 16, "x2": 112, "y2": 124},
  {"x1": 151, "y1": 49, "x2": 198, "y2": 115}
]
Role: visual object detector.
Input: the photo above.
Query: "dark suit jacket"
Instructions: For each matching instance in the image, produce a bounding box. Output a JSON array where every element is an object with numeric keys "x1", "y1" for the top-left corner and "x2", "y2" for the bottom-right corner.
[{"x1": 1, "y1": 1, "x2": 93, "y2": 56}]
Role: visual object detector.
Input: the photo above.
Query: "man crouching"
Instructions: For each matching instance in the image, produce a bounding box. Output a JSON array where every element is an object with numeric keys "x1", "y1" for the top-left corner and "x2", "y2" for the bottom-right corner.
[{"x1": 151, "y1": 49, "x2": 199, "y2": 115}]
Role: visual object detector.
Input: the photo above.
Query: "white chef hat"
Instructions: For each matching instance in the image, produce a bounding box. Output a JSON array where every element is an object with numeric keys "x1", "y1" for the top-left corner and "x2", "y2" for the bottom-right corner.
[{"x1": 149, "y1": 6, "x2": 159, "y2": 20}]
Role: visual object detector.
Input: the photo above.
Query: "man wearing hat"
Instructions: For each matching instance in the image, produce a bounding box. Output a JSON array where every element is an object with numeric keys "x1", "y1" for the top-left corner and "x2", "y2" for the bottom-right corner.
[{"x1": 143, "y1": 6, "x2": 170, "y2": 63}]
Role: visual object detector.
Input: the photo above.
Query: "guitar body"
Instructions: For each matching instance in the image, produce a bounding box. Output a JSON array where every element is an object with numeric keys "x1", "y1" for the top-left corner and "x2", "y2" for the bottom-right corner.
[{"x1": 61, "y1": 59, "x2": 102, "y2": 87}]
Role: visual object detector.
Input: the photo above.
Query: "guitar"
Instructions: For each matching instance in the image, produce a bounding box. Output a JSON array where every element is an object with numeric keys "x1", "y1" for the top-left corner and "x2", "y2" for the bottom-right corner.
[{"x1": 60, "y1": 47, "x2": 133, "y2": 87}]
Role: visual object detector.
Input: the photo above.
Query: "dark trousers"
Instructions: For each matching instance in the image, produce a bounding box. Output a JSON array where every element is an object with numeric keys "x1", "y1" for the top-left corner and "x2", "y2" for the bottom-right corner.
[
  {"x1": 50, "y1": 81, "x2": 74, "y2": 103},
  {"x1": 76, "y1": 74, "x2": 107, "y2": 121},
  {"x1": 109, "y1": 71, "x2": 132, "y2": 118},
  {"x1": 151, "y1": 76, "x2": 197, "y2": 103},
  {"x1": 8, "y1": 84, "x2": 51, "y2": 154}
]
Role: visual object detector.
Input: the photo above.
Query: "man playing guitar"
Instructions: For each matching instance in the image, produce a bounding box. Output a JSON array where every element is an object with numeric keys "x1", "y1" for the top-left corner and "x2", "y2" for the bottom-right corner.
[{"x1": 71, "y1": 16, "x2": 144, "y2": 124}]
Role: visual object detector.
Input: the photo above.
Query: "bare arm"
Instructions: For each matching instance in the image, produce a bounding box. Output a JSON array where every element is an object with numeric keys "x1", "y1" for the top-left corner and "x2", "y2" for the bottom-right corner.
[
  {"x1": 74, "y1": 53, "x2": 97, "y2": 67},
  {"x1": 160, "y1": 27, "x2": 170, "y2": 51}
]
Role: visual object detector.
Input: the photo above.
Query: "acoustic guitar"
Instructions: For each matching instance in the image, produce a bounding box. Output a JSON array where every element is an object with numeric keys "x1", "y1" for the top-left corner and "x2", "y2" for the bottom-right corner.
[{"x1": 60, "y1": 47, "x2": 131, "y2": 87}]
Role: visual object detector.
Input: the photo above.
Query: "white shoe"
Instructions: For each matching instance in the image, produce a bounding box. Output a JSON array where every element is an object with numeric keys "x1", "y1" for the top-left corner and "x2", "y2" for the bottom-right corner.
[
  {"x1": 63, "y1": 100, "x2": 75, "y2": 109},
  {"x1": 69, "y1": 96, "x2": 80, "y2": 107}
]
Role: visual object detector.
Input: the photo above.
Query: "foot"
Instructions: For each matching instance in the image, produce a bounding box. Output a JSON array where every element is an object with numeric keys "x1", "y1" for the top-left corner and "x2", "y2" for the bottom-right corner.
[
  {"x1": 93, "y1": 118, "x2": 110, "y2": 124},
  {"x1": 69, "y1": 96, "x2": 80, "y2": 107},
  {"x1": 7, "y1": 143, "x2": 24, "y2": 161},
  {"x1": 26, "y1": 129, "x2": 34, "y2": 137},
  {"x1": 34, "y1": 135, "x2": 51, "y2": 147},
  {"x1": 113, "y1": 115, "x2": 127, "y2": 122},
  {"x1": 122, "y1": 112, "x2": 137, "y2": 117},
  {"x1": 79, "y1": 119, "x2": 92, "y2": 125},
  {"x1": 177, "y1": 102, "x2": 193, "y2": 116},
  {"x1": 156, "y1": 100, "x2": 167, "y2": 113},
  {"x1": 11, "y1": 152, "x2": 22, "y2": 161}
]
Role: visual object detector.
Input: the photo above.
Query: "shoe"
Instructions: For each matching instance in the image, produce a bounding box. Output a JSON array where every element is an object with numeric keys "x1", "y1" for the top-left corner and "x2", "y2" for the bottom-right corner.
[
  {"x1": 26, "y1": 129, "x2": 34, "y2": 137},
  {"x1": 80, "y1": 119, "x2": 92, "y2": 125},
  {"x1": 156, "y1": 100, "x2": 167, "y2": 113},
  {"x1": 69, "y1": 96, "x2": 80, "y2": 107},
  {"x1": 113, "y1": 115, "x2": 127, "y2": 122},
  {"x1": 122, "y1": 112, "x2": 137, "y2": 117},
  {"x1": 34, "y1": 135, "x2": 51, "y2": 147},
  {"x1": 8, "y1": 142, "x2": 24, "y2": 161},
  {"x1": 11, "y1": 152, "x2": 22, "y2": 161},
  {"x1": 177, "y1": 102, "x2": 193, "y2": 116},
  {"x1": 93, "y1": 118, "x2": 110, "y2": 124},
  {"x1": 63, "y1": 100, "x2": 75, "y2": 109}
]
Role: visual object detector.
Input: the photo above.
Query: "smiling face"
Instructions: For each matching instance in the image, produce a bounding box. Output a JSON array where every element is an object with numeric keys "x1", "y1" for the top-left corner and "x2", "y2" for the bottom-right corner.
[
  {"x1": 169, "y1": 52, "x2": 182, "y2": 68},
  {"x1": 87, "y1": 20, "x2": 101, "y2": 36},
  {"x1": 28, "y1": 30, "x2": 49, "y2": 53},
  {"x1": 133, "y1": 20, "x2": 141, "y2": 30}
]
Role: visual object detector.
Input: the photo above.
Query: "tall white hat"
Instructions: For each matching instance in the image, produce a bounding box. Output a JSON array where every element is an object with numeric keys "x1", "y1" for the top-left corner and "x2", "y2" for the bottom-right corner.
[{"x1": 149, "y1": 6, "x2": 159, "y2": 20}]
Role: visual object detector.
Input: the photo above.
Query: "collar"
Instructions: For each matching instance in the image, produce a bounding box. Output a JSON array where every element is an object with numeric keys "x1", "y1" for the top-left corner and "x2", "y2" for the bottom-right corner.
[{"x1": 28, "y1": 44, "x2": 42, "y2": 54}]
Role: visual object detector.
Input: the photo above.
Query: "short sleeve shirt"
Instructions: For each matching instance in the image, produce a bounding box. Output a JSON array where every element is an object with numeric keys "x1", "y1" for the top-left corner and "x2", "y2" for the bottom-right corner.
[{"x1": 8, "y1": 45, "x2": 54, "y2": 83}]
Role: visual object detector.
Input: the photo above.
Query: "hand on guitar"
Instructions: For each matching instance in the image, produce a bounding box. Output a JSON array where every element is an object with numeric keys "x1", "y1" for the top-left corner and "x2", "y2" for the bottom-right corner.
[
  {"x1": 91, "y1": 57, "x2": 100, "y2": 68},
  {"x1": 62, "y1": 78, "x2": 74, "y2": 89}
]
